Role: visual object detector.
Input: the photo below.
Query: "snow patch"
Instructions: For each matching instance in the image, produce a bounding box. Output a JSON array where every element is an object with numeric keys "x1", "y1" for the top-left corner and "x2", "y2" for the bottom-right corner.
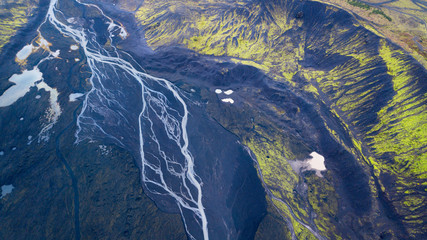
[
  {"x1": 221, "y1": 98, "x2": 234, "y2": 104},
  {"x1": 289, "y1": 152, "x2": 327, "y2": 177},
  {"x1": 215, "y1": 89, "x2": 222, "y2": 94},
  {"x1": 0, "y1": 151, "x2": 4, "y2": 156},
  {"x1": 70, "y1": 45, "x2": 79, "y2": 50},
  {"x1": 224, "y1": 90, "x2": 233, "y2": 95}
]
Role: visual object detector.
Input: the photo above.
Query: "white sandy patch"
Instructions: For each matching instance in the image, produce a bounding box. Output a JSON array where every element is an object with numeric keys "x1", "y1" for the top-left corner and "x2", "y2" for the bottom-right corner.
[
  {"x1": 0, "y1": 68, "x2": 43, "y2": 107},
  {"x1": 1, "y1": 185, "x2": 14, "y2": 199},
  {"x1": 289, "y1": 152, "x2": 327, "y2": 177},
  {"x1": 215, "y1": 89, "x2": 222, "y2": 94},
  {"x1": 16, "y1": 44, "x2": 34, "y2": 60},
  {"x1": 221, "y1": 98, "x2": 234, "y2": 104},
  {"x1": 224, "y1": 89, "x2": 233, "y2": 95},
  {"x1": 70, "y1": 44, "x2": 79, "y2": 50},
  {"x1": 69, "y1": 93, "x2": 84, "y2": 102}
]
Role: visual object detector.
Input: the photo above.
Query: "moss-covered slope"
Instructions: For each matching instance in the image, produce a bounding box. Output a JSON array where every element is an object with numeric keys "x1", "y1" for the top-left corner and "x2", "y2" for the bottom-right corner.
[
  {"x1": 0, "y1": 0, "x2": 38, "y2": 51},
  {"x1": 135, "y1": 0, "x2": 427, "y2": 239}
]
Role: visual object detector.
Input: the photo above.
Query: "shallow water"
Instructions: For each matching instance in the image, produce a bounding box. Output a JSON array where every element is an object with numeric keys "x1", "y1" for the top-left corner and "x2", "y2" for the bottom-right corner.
[{"x1": 0, "y1": 68, "x2": 43, "y2": 107}]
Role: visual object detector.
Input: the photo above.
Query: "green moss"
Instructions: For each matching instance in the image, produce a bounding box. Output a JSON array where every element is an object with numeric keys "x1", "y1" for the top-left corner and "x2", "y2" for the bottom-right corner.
[
  {"x1": 347, "y1": 0, "x2": 371, "y2": 10},
  {"x1": 136, "y1": 1, "x2": 426, "y2": 237},
  {"x1": 272, "y1": 199, "x2": 317, "y2": 240},
  {"x1": 369, "y1": 40, "x2": 427, "y2": 176},
  {"x1": 370, "y1": 9, "x2": 392, "y2": 22},
  {"x1": 305, "y1": 174, "x2": 342, "y2": 240},
  {"x1": 0, "y1": 1, "x2": 36, "y2": 51},
  {"x1": 255, "y1": 200, "x2": 293, "y2": 240}
]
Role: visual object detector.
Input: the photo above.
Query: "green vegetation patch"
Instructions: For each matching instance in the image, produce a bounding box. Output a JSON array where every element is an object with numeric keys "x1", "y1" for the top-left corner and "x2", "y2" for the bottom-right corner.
[
  {"x1": 0, "y1": 0, "x2": 37, "y2": 51},
  {"x1": 136, "y1": 1, "x2": 426, "y2": 237},
  {"x1": 370, "y1": 9, "x2": 392, "y2": 22},
  {"x1": 347, "y1": 0, "x2": 371, "y2": 10}
]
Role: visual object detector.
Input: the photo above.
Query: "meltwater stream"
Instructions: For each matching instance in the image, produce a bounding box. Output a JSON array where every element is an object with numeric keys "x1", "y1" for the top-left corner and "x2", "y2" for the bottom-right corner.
[{"x1": 42, "y1": 0, "x2": 209, "y2": 239}]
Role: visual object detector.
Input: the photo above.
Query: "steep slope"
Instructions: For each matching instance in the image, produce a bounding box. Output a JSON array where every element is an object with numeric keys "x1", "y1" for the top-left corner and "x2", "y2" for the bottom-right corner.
[
  {"x1": 0, "y1": 0, "x2": 39, "y2": 52},
  {"x1": 134, "y1": 0, "x2": 427, "y2": 239}
]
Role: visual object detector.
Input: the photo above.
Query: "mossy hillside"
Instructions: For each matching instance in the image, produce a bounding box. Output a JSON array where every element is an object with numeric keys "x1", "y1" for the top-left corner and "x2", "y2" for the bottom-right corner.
[
  {"x1": 200, "y1": 86, "x2": 365, "y2": 239},
  {"x1": 272, "y1": 198, "x2": 317, "y2": 240},
  {"x1": 135, "y1": 0, "x2": 427, "y2": 237},
  {"x1": 373, "y1": 39, "x2": 427, "y2": 176},
  {"x1": 366, "y1": 40, "x2": 426, "y2": 234},
  {"x1": 308, "y1": 33, "x2": 427, "y2": 236},
  {"x1": 313, "y1": 0, "x2": 427, "y2": 68},
  {"x1": 136, "y1": 0, "x2": 302, "y2": 75},
  {"x1": 305, "y1": 173, "x2": 342, "y2": 240},
  {"x1": 0, "y1": 0, "x2": 38, "y2": 51},
  {"x1": 303, "y1": 26, "x2": 426, "y2": 239}
]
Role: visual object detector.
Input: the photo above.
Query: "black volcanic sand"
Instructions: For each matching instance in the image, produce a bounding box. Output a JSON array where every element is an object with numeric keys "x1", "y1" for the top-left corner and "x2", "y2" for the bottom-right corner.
[
  {"x1": 0, "y1": 1, "x2": 184, "y2": 240},
  {"x1": 186, "y1": 105, "x2": 267, "y2": 240}
]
